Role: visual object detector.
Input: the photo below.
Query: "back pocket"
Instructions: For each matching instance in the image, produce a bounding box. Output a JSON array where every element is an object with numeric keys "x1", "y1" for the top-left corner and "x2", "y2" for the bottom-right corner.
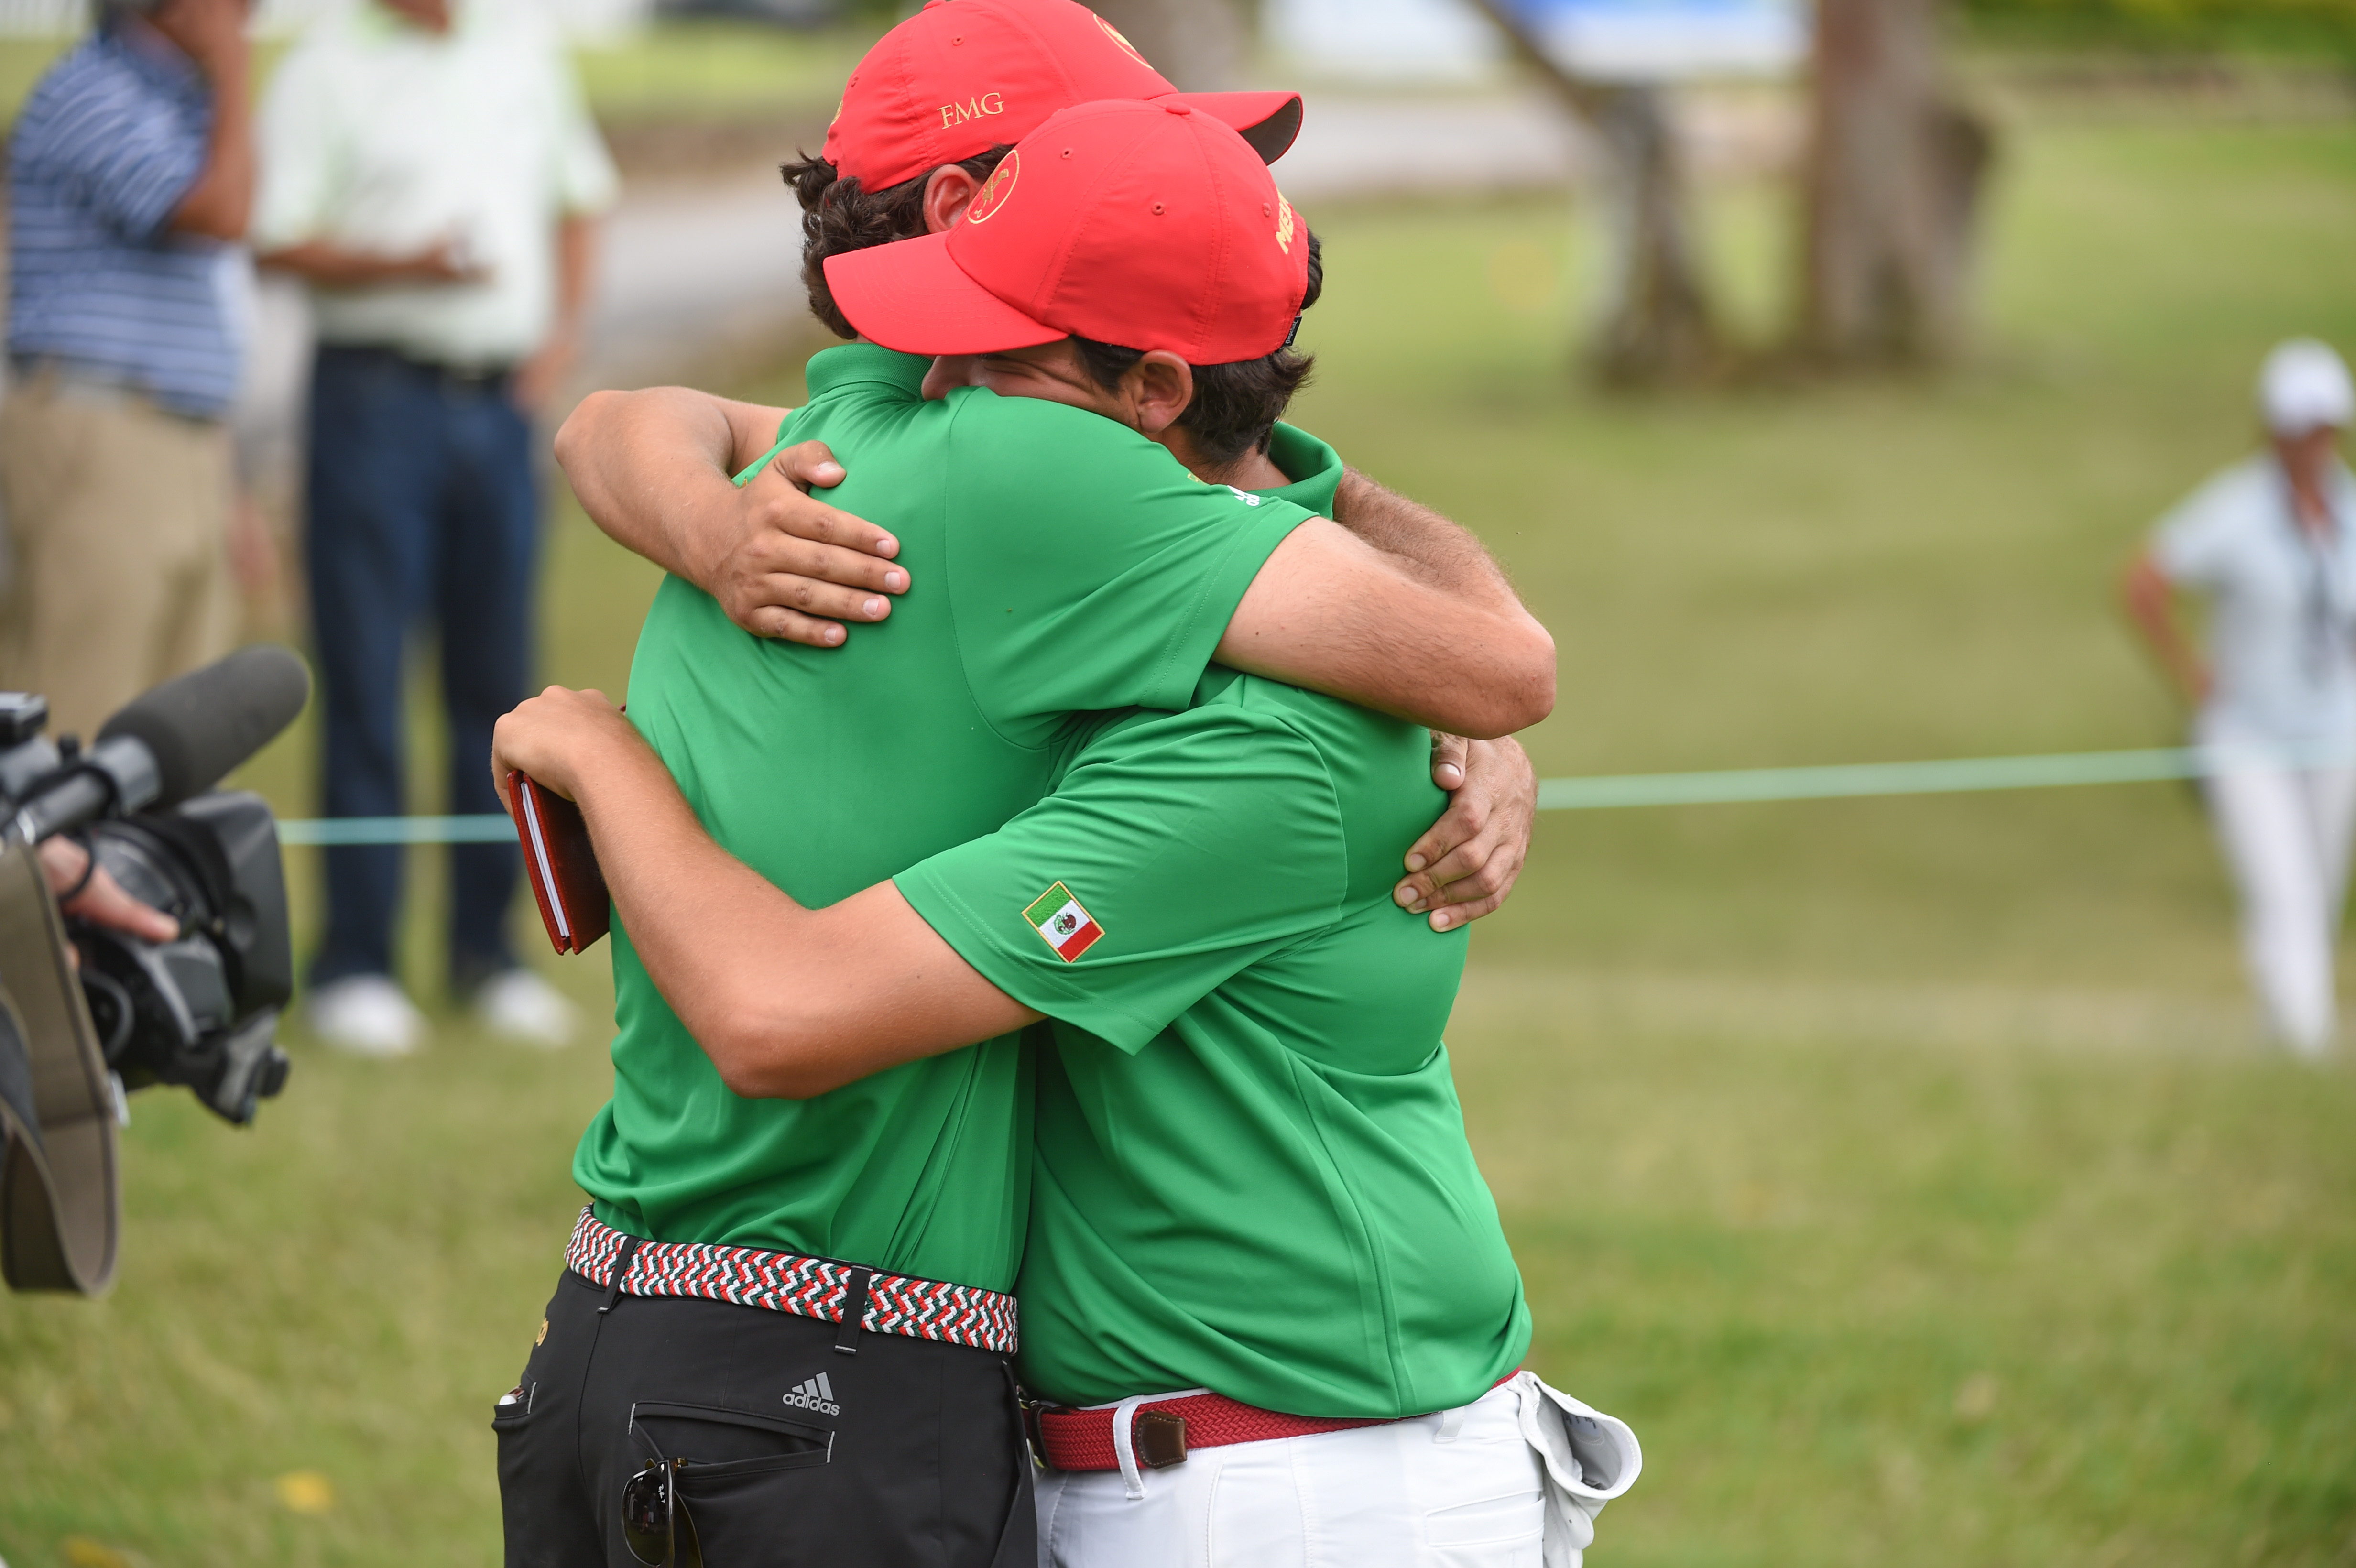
[
  {"x1": 634, "y1": 1399, "x2": 833, "y2": 1559},
  {"x1": 493, "y1": 1383, "x2": 536, "y2": 1429}
]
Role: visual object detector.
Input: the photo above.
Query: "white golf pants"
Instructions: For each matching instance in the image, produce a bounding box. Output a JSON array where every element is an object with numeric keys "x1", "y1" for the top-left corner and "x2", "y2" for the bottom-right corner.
[
  {"x1": 1034, "y1": 1372, "x2": 1640, "y2": 1568},
  {"x1": 2203, "y1": 752, "x2": 2356, "y2": 1057}
]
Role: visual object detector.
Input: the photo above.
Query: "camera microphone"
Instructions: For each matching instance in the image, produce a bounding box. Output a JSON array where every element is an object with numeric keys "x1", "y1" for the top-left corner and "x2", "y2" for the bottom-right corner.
[
  {"x1": 99, "y1": 644, "x2": 313, "y2": 809},
  {"x1": 7, "y1": 646, "x2": 312, "y2": 846}
]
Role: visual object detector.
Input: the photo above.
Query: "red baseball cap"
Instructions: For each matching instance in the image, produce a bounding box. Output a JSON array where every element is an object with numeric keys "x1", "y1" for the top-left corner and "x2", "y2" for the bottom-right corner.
[
  {"x1": 825, "y1": 99, "x2": 1310, "y2": 365},
  {"x1": 820, "y1": 0, "x2": 1303, "y2": 193}
]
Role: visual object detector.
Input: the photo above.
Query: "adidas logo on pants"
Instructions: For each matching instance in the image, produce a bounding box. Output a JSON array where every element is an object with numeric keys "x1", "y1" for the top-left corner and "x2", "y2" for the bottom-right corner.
[{"x1": 785, "y1": 1372, "x2": 841, "y2": 1416}]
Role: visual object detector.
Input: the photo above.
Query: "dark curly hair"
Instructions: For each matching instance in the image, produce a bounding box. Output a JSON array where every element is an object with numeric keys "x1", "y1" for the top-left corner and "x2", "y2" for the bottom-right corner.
[
  {"x1": 780, "y1": 146, "x2": 1014, "y2": 340},
  {"x1": 1071, "y1": 231, "x2": 1324, "y2": 467}
]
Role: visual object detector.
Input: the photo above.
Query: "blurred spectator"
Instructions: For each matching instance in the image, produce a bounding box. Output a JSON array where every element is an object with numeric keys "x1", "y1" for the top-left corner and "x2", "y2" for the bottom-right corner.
[
  {"x1": 2125, "y1": 339, "x2": 2356, "y2": 1059},
  {"x1": 253, "y1": 0, "x2": 617, "y2": 1056},
  {"x1": 0, "y1": 0, "x2": 254, "y2": 740}
]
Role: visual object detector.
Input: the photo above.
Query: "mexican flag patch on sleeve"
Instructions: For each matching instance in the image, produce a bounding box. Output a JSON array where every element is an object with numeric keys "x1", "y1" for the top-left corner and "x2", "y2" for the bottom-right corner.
[{"x1": 1023, "y1": 882, "x2": 1104, "y2": 963}]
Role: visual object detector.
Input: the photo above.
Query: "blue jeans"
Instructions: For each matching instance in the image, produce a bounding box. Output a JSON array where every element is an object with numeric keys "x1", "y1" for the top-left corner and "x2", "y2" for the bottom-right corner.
[{"x1": 305, "y1": 345, "x2": 534, "y2": 993}]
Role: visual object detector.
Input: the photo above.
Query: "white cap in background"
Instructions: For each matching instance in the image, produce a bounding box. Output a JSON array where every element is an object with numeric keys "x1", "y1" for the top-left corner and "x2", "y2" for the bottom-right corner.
[{"x1": 2258, "y1": 338, "x2": 2353, "y2": 437}]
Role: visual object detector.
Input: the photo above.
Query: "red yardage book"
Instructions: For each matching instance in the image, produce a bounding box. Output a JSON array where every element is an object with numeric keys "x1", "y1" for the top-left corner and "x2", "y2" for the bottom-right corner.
[{"x1": 509, "y1": 771, "x2": 611, "y2": 955}]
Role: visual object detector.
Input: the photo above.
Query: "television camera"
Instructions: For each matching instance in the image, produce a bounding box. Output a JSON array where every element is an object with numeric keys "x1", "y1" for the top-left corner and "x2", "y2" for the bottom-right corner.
[{"x1": 0, "y1": 645, "x2": 310, "y2": 1294}]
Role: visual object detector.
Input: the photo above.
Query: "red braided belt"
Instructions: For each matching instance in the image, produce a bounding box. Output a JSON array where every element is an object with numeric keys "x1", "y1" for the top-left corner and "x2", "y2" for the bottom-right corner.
[
  {"x1": 1029, "y1": 1392, "x2": 1397, "y2": 1472},
  {"x1": 563, "y1": 1207, "x2": 1018, "y2": 1357}
]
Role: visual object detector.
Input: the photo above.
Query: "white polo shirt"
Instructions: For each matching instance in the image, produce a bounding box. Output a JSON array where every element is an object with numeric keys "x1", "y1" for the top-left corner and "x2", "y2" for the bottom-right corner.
[
  {"x1": 2153, "y1": 452, "x2": 2356, "y2": 749},
  {"x1": 253, "y1": 0, "x2": 619, "y2": 368}
]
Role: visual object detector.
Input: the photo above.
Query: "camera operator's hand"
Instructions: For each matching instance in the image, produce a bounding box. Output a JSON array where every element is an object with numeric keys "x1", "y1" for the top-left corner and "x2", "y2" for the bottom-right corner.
[
  {"x1": 38, "y1": 838, "x2": 179, "y2": 946},
  {"x1": 491, "y1": 686, "x2": 648, "y2": 814}
]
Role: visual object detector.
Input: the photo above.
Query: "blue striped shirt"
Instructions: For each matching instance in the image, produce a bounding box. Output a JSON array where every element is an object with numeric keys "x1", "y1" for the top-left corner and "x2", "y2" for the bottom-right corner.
[{"x1": 7, "y1": 20, "x2": 240, "y2": 419}]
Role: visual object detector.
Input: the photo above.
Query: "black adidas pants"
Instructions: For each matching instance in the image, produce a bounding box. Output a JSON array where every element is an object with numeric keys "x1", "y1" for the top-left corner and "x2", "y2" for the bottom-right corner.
[{"x1": 496, "y1": 1266, "x2": 1034, "y2": 1567}]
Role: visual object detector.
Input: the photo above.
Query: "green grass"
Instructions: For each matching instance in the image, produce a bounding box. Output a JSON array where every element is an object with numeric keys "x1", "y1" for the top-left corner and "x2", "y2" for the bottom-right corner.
[
  {"x1": 5, "y1": 114, "x2": 2356, "y2": 1566},
  {"x1": 1460, "y1": 973, "x2": 2356, "y2": 1568},
  {"x1": 1961, "y1": 0, "x2": 2356, "y2": 61}
]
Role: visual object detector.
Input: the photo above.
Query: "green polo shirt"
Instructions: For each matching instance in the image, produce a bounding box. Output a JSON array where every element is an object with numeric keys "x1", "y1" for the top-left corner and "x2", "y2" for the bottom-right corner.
[
  {"x1": 574, "y1": 342, "x2": 1333, "y2": 1294},
  {"x1": 896, "y1": 672, "x2": 1531, "y2": 1417}
]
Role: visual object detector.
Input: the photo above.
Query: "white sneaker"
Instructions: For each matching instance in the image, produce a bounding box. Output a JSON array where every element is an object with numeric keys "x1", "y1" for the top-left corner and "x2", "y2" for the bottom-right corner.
[
  {"x1": 476, "y1": 968, "x2": 578, "y2": 1049},
  {"x1": 306, "y1": 974, "x2": 428, "y2": 1058}
]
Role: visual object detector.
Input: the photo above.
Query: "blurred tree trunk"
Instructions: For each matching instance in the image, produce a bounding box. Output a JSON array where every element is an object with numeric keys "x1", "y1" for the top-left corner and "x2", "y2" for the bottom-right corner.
[
  {"x1": 1456, "y1": 0, "x2": 1722, "y2": 386},
  {"x1": 1090, "y1": 0, "x2": 1247, "y2": 91},
  {"x1": 1586, "y1": 84, "x2": 1720, "y2": 385},
  {"x1": 1798, "y1": 0, "x2": 1993, "y2": 363}
]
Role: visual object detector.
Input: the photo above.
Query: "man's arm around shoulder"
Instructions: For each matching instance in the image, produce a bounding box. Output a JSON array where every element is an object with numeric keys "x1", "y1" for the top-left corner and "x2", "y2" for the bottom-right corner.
[
  {"x1": 555, "y1": 390, "x2": 1556, "y2": 735},
  {"x1": 1220, "y1": 470, "x2": 1555, "y2": 739}
]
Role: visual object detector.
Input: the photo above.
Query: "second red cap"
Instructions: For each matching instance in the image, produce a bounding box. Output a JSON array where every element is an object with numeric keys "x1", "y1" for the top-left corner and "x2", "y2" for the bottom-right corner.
[
  {"x1": 821, "y1": 0, "x2": 1303, "y2": 193},
  {"x1": 826, "y1": 99, "x2": 1310, "y2": 365}
]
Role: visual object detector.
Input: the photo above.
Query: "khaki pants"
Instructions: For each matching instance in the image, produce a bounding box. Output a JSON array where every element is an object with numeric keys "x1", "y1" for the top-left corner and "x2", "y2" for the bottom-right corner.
[{"x1": 0, "y1": 373, "x2": 234, "y2": 739}]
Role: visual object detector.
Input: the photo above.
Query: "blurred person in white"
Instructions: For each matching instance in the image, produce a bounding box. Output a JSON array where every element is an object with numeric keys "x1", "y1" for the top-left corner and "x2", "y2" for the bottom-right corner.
[
  {"x1": 252, "y1": 0, "x2": 617, "y2": 1056},
  {"x1": 2125, "y1": 339, "x2": 2356, "y2": 1059}
]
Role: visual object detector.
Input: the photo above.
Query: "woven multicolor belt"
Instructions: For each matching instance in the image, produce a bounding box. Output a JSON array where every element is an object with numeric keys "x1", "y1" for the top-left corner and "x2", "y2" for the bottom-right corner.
[
  {"x1": 563, "y1": 1207, "x2": 1018, "y2": 1356},
  {"x1": 1029, "y1": 1391, "x2": 1396, "y2": 1471}
]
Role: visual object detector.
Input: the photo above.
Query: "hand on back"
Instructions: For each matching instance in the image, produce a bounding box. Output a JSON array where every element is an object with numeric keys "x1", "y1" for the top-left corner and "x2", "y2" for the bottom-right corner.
[
  {"x1": 699, "y1": 443, "x2": 911, "y2": 648},
  {"x1": 1395, "y1": 735, "x2": 1538, "y2": 932}
]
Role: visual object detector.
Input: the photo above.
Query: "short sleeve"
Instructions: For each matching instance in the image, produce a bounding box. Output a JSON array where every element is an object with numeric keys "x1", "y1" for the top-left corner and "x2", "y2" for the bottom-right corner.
[
  {"x1": 943, "y1": 393, "x2": 1308, "y2": 741},
  {"x1": 895, "y1": 703, "x2": 1347, "y2": 1052},
  {"x1": 2151, "y1": 468, "x2": 2250, "y2": 589},
  {"x1": 546, "y1": 53, "x2": 619, "y2": 216},
  {"x1": 251, "y1": 43, "x2": 339, "y2": 252},
  {"x1": 43, "y1": 68, "x2": 205, "y2": 240}
]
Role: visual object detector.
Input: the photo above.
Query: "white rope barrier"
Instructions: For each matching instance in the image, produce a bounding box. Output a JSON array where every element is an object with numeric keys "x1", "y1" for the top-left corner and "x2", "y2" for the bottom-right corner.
[
  {"x1": 1533, "y1": 747, "x2": 2208, "y2": 811},
  {"x1": 270, "y1": 745, "x2": 2249, "y2": 845}
]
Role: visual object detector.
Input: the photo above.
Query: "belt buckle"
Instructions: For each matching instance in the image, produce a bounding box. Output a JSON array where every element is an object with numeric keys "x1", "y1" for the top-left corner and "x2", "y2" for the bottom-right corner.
[
  {"x1": 1019, "y1": 1397, "x2": 1058, "y2": 1470},
  {"x1": 1022, "y1": 1398, "x2": 1191, "y2": 1471}
]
